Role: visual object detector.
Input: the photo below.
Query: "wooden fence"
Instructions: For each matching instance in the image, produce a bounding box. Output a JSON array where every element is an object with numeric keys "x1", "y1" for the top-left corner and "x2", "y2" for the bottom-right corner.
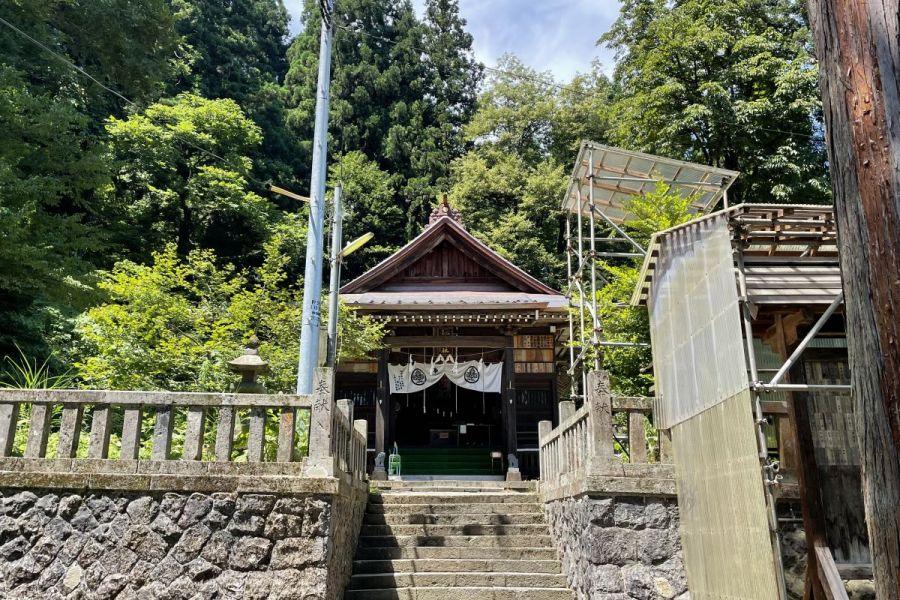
[{"x1": 0, "y1": 367, "x2": 367, "y2": 484}]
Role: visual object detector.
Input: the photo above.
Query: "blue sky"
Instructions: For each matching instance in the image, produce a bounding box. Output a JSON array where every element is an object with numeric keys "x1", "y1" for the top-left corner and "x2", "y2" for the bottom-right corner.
[{"x1": 282, "y1": 0, "x2": 621, "y2": 81}]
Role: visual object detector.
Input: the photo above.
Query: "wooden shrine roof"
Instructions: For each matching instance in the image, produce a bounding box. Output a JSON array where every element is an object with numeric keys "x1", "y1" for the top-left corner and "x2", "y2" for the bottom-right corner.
[
  {"x1": 631, "y1": 203, "x2": 841, "y2": 307},
  {"x1": 341, "y1": 215, "x2": 565, "y2": 315}
]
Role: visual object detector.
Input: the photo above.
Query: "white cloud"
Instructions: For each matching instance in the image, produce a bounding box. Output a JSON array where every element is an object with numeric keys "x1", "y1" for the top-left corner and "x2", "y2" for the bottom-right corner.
[{"x1": 285, "y1": 0, "x2": 621, "y2": 81}]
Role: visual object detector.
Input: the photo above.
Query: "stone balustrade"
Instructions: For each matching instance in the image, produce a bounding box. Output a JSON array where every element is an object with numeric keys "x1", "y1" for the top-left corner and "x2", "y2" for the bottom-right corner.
[
  {"x1": 0, "y1": 388, "x2": 310, "y2": 463},
  {"x1": 538, "y1": 371, "x2": 675, "y2": 501},
  {"x1": 0, "y1": 367, "x2": 368, "y2": 493},
  {"x1": 0, "y1": 367, "x2": 369, "y2": 599},
  {"x1": 538, "y1": 371, "x2": 686, "y2": 599}
]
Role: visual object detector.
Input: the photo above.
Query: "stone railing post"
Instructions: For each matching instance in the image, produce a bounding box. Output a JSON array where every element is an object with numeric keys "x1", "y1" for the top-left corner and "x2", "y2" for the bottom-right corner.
[
  {"x1": 303, "y1": 367, "x2": 337, "y2": 477},
  {"x1": 559, "y1": 400, "x2": 575, "y2": 423},
  {"x1": 629, "y1": 411, "x2": 648, "y2": 464},
  {"x1": 586, "y1": 370, "x2": 618, "y2": 475},
  {"x1": 659, "y1": 428, "x2": 674, "y2": 464},
  {"x1": 0, "y1": 403, "x2": 19, "y2": 457},
  {"x1": 538, "y1": 420, "x2": 552, "y2": 481},
  {"x1": 336, "y1": 399, "x2": 352, "y2": 472},
  {"x1": 353, "y1": 419, "x2": 368, "y2": 479}
]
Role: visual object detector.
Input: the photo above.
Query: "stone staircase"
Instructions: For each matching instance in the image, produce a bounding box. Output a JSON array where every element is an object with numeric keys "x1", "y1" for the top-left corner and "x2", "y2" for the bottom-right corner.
[{"x1": 344, "y1": 482, "x2": 574, "y2": 600}]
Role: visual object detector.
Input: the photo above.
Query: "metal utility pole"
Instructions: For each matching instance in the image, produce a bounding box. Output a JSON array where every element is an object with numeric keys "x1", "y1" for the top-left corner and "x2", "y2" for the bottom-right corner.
[
  {"x1": 296, "y1": 0, "x2": 335, "y2": 394},
  {"x1": 325, "y1": 184, "x2": 343, "y2": 369}
]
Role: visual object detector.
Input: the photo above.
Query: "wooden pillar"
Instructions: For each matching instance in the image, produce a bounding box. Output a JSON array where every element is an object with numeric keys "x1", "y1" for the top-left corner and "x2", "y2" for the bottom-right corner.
[
  {"x1": 375, "y1": 347, "x2": 390, "y2": 455},
  {"x1": 772, "y1": 314, "x2": 800, "y2": 475},
  {"x1": 501, "y1": 333, "x2": 517, "y2": 458},
  {"x1": 775, "y1": 314, "x2": 833, "y2": 599}
]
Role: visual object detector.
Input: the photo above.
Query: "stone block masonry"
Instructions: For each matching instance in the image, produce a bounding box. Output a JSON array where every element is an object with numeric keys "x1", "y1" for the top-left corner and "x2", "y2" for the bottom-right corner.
[
  {"x1": 0, "y1": 487, "x2": 365, "y2": 600},
  {"x1": 544, "y1": 494, "x2": 688, "y2": 600}
]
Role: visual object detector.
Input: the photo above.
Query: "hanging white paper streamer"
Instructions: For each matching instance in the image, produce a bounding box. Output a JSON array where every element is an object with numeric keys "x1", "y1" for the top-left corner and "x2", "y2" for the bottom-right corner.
[{"x1": 388, "y1": 359, "x2": 502, "y2": 395}]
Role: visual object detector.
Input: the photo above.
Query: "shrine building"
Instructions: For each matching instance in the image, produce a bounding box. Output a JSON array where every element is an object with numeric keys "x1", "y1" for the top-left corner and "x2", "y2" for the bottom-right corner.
[{"x1": 337, "y1": 200, "x2": 569, "y2": 479}]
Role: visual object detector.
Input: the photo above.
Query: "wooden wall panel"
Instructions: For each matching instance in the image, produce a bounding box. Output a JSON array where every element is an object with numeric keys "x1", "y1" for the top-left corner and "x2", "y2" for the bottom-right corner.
[{"x1": 802, "y1": 357, "x2": 870, "y2": 565}]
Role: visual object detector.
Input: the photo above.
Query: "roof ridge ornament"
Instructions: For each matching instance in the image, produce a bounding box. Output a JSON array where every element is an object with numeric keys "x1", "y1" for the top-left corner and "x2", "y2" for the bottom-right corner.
[{"x1": 428, "y1": 194, "x2": 463, "y2": 227}]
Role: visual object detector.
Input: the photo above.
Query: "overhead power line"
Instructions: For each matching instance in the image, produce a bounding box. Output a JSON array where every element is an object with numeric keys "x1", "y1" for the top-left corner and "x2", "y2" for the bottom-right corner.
[
  {"x1": 333, "y1": 23, "x2": 574, "y2": 94},
  {"x1": 332, "y1": 22, "x2": 816, "y2": 140},
  {"x1": 0, "y1": 15, "x2": 284, "y2": 191},
  {"x1": 0, "y1": 10, "x2": 816, "y2": 192}
]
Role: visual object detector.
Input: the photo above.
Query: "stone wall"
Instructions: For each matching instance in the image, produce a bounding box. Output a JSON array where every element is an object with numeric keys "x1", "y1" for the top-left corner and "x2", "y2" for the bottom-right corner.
[
  {"x1": 545, "y1": 494, "x2": 687, "y2": 600},
  {"x1": 0, "y1": 486, "x2": 366, "y2": 600}
]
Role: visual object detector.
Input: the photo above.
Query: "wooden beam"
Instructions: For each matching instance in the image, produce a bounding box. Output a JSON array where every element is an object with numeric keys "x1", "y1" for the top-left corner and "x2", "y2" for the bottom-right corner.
[
  {"x1": 835, "y1": 563, "x2": 872, "y2": 581},
  {"x1": 814, "y1": 540, "x2": 850, "y2": 600},
  {"x1": 388, "y1": 336, "x2": 507, "y2": 348},
  {"x1": 786, "y1": 323, "x2": 830, "y2": 600}
]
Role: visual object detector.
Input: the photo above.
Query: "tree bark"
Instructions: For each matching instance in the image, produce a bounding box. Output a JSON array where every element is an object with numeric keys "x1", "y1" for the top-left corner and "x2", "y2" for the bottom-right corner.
[{"x1": 806, "y1": 0, "x2": 900, "y2": 597}]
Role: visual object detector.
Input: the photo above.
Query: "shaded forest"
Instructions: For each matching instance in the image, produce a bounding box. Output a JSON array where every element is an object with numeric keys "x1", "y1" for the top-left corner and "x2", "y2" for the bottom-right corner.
[{"x1": 0, "y1": 0, "x2": 828, "y2": 392}]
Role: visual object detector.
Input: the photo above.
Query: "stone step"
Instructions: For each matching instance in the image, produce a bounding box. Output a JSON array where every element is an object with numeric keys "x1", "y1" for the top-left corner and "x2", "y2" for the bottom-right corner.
[
  {"x1": 370, "y1": 481, "x2": 536, "y2": 493},
  {"x1": 358, "y1": 535, "x2": 553, "y2": 548},
  {"x1": 367, "y1": 503, "x2": 542, "y2": 516},
  {"x1": 344, "y1": 586, "x2": 574, "y2": 599},
  {"x1": 364, "y1": 513, "x2": 547, "y2": 526},
  {"x1": 354, "y1": 547, "x2": 560, "y2": 561},
  {"x1": 348, "y1": 573, "x2": 570, "y2": 590},
  {"x1": 361, "y1": 524, "x2": 550, "y2": 537},
  {"x1": 370, "y1": 493, "x2": 538, "y2": 505},
  {"x1": 352, "y1": 559, "x2": 563, "y2": 575}
]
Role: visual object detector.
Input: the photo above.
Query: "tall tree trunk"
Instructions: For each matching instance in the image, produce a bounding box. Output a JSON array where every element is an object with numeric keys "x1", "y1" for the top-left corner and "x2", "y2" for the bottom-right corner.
[{"x1": 806, "y1": 1, "x2": 900, "y2": 597}]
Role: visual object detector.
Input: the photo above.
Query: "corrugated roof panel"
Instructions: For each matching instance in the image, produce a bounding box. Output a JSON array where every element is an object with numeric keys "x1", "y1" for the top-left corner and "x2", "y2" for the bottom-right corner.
[{"x1": 562, "y1": 142, "x2": 739, "y2": 223}]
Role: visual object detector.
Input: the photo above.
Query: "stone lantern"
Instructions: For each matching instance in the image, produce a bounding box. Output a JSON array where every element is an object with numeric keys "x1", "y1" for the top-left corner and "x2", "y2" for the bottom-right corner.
[{"x1": 229, "y1": 334, "x2": 268, "y2": 394}]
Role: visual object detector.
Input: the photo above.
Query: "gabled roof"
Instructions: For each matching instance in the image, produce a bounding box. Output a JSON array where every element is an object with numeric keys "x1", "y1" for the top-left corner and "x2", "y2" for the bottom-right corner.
[{"x1": 341, "y1": 216, "x2": 560, "y2": 296}]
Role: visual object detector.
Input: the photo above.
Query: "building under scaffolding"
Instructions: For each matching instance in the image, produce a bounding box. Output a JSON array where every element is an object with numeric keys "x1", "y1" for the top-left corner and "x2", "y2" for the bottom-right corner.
[
  {"x1": 561, "y1": 141, "x2": 738, "y2": 395},
  {"x1": 632, "y1": 204, "x2": 869, "y2": 598},
  {"x1": 561, "y1": 141, "x2": 868, "y2": 597}
]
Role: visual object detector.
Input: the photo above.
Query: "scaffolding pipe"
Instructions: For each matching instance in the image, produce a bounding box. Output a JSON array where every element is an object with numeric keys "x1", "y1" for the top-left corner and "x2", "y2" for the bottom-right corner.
[
  {"x1": 575, "y1": 184, "x2": 587, "y2": 394},
  {"x1": 583, "y1": 192, "x2": 647, "y2": 256},
  {"x1": 735, "y1": 242, "x2": 788, "y2": 600},
  {"x1": 767, "y1": 292, "x2": 844, "y2": 388},
  {"x1": 588, "y1": 148, "x2": 601, "y2": 370},
  {"x1": 565, "y1": 216, "x2": 577, "y2": 397},
  {"x1": 592, "y1": 176, "x2": 725, "y2": 188},
  {"x1": 597, "y1": 341, "x2": 650, "y2": 348},
  {"x1": 755, "y1": 383, "x2": 852, "y2": 393}
]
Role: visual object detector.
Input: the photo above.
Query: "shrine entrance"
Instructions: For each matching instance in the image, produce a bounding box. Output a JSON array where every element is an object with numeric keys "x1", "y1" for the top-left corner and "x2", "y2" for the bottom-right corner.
[
  {"x1": 336, "y1": 200, "x2": 569, "y2": 479},
  {"x1": 393, "y1": 382, "x2": 502, "y2": 449}
]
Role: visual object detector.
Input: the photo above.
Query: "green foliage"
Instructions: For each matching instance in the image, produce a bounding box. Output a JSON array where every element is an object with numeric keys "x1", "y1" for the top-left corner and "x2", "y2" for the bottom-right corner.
[
  {"x1": 601, "y1": 0, "x2": 829, "y2": 204},
  {"x1": 624, "y1": 181, "x2": 698, "y2": 246},
  {"x1": 0, "y1": 0, "x2": 180, "y2": 361},
  {"x1": 594, "y1": 263, "x2": 652, "y2": 396},
  {"x1": 329, "y1": 151, "x2": 406, "y2": 278},
  {"x1": 1, "y1": 345, "x2": 73, "y2": 389},
  {"x1": 450, "y1": 151, "x2": 567, "y2": 287},
  {"x1": 170, "y1": 0, "x2": 297, "y2": 185},
  {"x1": 0, "y1": 0, "x2": 833, "y2": 409},
  {"x1": 171, "y1": 0, "x2": 289, "y2": 102},
  {"x1": 103, "y1": 93, "x2": 273, "y2": 262},
  {"x1": 450, "y1": 57, "x2": 613, "y2": 290},
  {"x1": 571, "y1": 185, "x2": 696, "y2": 396},
  {"x1": 73, "y1": 241, "x2": 384, "y2": 394},
  {"x1": 284, "y1": 0, "x2": 481, "y2": 236}
]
